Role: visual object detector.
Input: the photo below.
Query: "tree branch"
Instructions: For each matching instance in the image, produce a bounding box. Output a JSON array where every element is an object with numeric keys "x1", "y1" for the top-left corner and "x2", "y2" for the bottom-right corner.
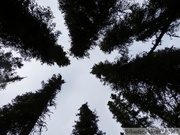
[{"x1": 147, "y1": 27, "x2": 168, "y2": 56}]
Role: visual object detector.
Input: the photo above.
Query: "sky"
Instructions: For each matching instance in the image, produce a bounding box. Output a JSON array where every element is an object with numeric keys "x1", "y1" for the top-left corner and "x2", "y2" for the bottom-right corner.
[{"x1": 0, "y1": 0, "x2": 179, "y2": 135}]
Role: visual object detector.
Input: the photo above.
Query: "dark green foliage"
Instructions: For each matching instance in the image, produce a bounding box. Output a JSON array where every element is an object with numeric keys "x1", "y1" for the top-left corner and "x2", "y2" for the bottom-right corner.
[
  {"x1": 91, "y1": 0, "x2": 180, "y2": 130},
  {"x1": 108, "y1": 88, "x2": 180, "y2": 128},
  {"x1": 92, "y1": 48, "x2": 180, "y2": 93},
  {"x1": 0, "y1": 0, "x2": 70, "y2": 66},
  {"x1": 0, "y1": 74, "x2": 64, "y2": 134},
  {"x1": 58, "y1": 0, "x2": 118, "y2": 58},
  {"x1": 0, "y1": 1, "x2": 69, "y2": 134},
  {"x1": 100, "y1": 0, "x2": 180, "y2": 54},
  {"x1": 72, "y1": 103, "x2": 105, "y2": 135},
  {"x1": 59, "y1": 0, "x2": 180, "y2": 130},
  {"x1": 108, "y1": 94, "x2": 152, "y2": 128},
  {"x1": 92, "y1": 48, "x2": 180, "y2": 128},
  {"x1": 0, "y1": 49, "x2": 24, "y2": 89},
  {"x1": 58, "y1": 0, "x2": 180, "y2": 55}
]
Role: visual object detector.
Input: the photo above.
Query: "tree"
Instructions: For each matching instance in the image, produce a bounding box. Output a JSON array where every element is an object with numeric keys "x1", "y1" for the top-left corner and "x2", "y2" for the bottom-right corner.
[
  {"x1": 108, "y1": 94, "x2": 153, "y2": 128},
  {"x1": 92, "y1": 48, "x2": 180, "y2": 128},
  {"x1": 58, "y1": 0, "x2": 119, "y2": 58},
  {"x1": 0, "y1": 49, "x2": 24, "y2": 89},
  {"x1": 0, "y1": 74, "x2": 64, "y2": 134},
  {"x1": 100, "y1": 0, "x2": 180, "y2": 54},
  {"x1": 0, "y1": 0, "x2": 70, "y2": 67},
  {"x1": 72, "y1": 103, "x2": 105, "y2": 135}
]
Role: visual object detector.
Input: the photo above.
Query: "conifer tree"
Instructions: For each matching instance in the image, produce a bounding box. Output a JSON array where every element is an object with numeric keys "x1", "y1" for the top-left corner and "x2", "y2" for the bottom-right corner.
[
  {"x1": 0, "y1": 74, "x2": 64, "y2": 134},
  {"x1": 100, "y1": 0, "x2": 180, "y2": 54},
  {"x1": 72, "y1": 103, "x2": 105, "y2": 135},
  {"x1": 0, "y1": 0, "x2": 70, "y2": 67},
  {"x1": 92, "y1": 48, "x2": 180, "y2": 128},
  {"x1": 58, "y1": 0, "x2": 119, "y2": 58},
  {"x1": 108, "y1": 94, "x2": 153, "y2": 128}
]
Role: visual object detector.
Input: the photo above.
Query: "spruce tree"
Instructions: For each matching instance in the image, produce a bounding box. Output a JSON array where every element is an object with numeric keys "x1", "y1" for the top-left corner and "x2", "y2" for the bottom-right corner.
[
  {"x1": 92, "y1": 48, "x2": 180, "y2": 128},
  {"x1": 0, "y1": 0, "x2": 70, "y2": 67},
  {"x1": 100, "y1": 0, "x2": 180, "y2": 54},
  {"x1": 58, "y1": 0, "x2": 118, "y2": 58},
  {"x1": 72, "y1": 103, "x2": 105, "y2": 135},
  {"x1": 0, "y1": 74, "x2": 64, "y2": 134},
  {"x1": 108, "y1": 94, "x2": 152, "y2": 128}
]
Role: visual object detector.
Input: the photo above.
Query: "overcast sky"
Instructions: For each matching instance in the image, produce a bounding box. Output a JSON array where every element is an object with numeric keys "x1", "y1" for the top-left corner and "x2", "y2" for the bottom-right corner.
[{"x1": 0, "y1": 0, "x2": 179, "y2": 135}]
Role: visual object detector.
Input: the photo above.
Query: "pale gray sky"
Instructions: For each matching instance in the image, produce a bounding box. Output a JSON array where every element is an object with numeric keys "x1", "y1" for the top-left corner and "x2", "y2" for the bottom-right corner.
[{"x1": 0, "y1": 0, "x2": 179, "y2": 135}]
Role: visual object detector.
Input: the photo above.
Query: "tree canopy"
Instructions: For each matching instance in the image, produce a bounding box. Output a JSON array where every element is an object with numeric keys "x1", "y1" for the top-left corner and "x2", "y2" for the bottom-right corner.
[
  {"x1": 72, "y1": 103, "x2": 105, "y2": 135},
  {"x1": 59, "y1": 0, "x2": 180, "y2": 55},
  {"x1": 0, "y1": 0, "x2": 180, "y2": 134}
]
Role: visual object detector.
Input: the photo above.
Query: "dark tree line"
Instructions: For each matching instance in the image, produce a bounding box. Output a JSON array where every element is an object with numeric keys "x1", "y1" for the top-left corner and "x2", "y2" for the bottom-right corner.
[{"x1": 0, "y1": 0, "x2": 180, "y2": 134}]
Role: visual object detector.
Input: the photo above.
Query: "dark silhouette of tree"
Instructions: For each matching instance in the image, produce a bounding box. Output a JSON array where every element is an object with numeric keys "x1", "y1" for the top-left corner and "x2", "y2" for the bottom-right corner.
[
  {"x1": 92, "y1": 48, "x2": 180, "y2": 128},
  {"x1": 0, "y1": 74, "x2": 64, "y2": 134},
  {"x1": 58, "y1": 0, "x2": 119, "y2": 58},
  {"x1": 100, "y1": 0, "x2": 180, "y2": 54},
  {"x1": 72, "y1": 103, "x2": 106, "y2": 135},
  {"x1": 0, "y1": 0, "x2": 70, "y2": 67},
  {"x1": 0, "y1": 49, "x2": 24, "y2": 89},
  {"x1": 108, "y1": 94, "x2": 153, "y2": 128}
]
